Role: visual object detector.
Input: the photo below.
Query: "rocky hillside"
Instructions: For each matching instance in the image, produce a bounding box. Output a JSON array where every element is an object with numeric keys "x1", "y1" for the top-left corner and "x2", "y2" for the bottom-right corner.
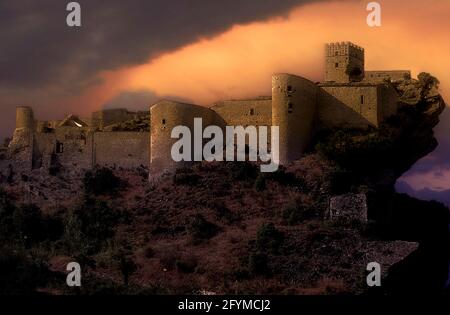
[{"x1": 0, "y1": 74, "x2": 448, "y2": 295}]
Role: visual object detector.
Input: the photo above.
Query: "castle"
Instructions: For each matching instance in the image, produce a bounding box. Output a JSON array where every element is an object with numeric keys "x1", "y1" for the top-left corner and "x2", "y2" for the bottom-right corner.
[{"x1": 7, "y1": 42, "x2": 410, "y2": 178}]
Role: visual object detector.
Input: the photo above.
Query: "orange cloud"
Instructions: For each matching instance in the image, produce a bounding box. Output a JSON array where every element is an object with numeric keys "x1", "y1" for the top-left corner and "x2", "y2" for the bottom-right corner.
[{"x1": 65, "y1": 0, "x2": 450, "y2": 111}]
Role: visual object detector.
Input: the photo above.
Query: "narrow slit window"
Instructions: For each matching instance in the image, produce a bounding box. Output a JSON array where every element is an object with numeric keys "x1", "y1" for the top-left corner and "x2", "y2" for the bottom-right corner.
[
  {"x1": 288, "y1": 102, "x2": 293, "y2": 113},
  {"x1": 162, "y1": 119, "x2": 166, "y2": 125},
  {"x1": 360, "y1": 95, "x2": 364, "y2": 104},
  {"x1": 249, "y1": 108, "x2": 255, "y2": 115},
  {"x1": 56, "y1": 142, "x2": 64, "y2": 153},
  {"x1": 335, "y1": 62, "x2": 339, "y2": 68}
]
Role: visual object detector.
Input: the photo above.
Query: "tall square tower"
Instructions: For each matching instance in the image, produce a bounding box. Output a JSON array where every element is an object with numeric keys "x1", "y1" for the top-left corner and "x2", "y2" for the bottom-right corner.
[{"x1": 325, "y1": 42, "x2": 365, "y2": 83}]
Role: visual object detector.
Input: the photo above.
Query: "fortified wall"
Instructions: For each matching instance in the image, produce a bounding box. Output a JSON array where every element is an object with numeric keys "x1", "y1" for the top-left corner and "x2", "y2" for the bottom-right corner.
[{"x1": 6, "y1": 42, "x2": 408, "y2": 180}]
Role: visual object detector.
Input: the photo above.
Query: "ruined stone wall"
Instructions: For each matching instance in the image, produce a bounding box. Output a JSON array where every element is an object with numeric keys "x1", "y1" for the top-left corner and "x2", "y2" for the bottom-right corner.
[
  {"x1": 325, "y1": 42, "x2": 365, "y2": 83},
  {"x1": 93, "y1": 132, "x2": 149, "y2": 169},
  {"x1": 318, "y1": 84, "x2": 379, "y2": 128},
  {"x1": 272, "y1": 74, "x2": 319, "y2": 164},
  {"x1": 364, "y1": 70, "x2": 411, "y2": 83},
  {"x1": 33, "y1": 133, "x2": 56, "y2": 169},
  {"x1": 150, "y1": 100, "x2": 225, "y2": 176},
  {"x1": 53, "y1": 127, "x2": 91, "y2": 169},
  {"x1": 91, "y1": 109, "x2": 136, "y2": 130}
]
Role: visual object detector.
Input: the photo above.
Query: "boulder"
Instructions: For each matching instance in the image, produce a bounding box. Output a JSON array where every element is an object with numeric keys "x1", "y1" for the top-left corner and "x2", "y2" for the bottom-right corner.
[{"x1": 329, "y1": 193, "x2": 368, "y2": 222}]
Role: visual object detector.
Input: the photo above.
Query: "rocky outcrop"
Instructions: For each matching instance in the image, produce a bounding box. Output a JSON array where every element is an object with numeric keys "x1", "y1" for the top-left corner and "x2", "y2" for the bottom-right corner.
[{"x1": 329, "y1": 193, "x2": 368, "y2": 223}]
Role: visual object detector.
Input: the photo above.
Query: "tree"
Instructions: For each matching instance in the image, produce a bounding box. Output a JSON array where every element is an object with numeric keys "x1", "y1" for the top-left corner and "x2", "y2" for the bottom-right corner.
[{"x1": 418, "y1": 72, "x2": 440, "y2": 97}]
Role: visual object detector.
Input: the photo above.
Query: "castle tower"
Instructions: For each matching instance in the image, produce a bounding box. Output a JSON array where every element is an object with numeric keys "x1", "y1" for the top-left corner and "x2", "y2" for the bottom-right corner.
[
  {"x1": 15, "y1": 106, "x2": 35, "y2": 130},
  {"x1": 7, "y1": 106, "x2": 35, "y2": 171},
  {"x1": 272, "y1": 74, "x2": 318, "y2": 164},
  {"x1": 325, "y1": 42, "x2": 365, "y2": 83}
]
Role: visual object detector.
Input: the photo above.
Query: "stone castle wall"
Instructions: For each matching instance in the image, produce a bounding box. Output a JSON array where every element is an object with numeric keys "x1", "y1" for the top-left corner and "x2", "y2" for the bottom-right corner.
[
  {"x1": 365, "y1": 70, "x2": 411, "y2": 83},
  {"x1": 210, "y1": 98, "x2": 272, "y2": 127},
  {"x1": 318, "y1": 84, "x2": 379, "y2": 128}
]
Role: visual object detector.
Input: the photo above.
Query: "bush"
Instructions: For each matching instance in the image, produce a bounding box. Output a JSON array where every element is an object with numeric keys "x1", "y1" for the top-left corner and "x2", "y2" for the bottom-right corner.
[
  {"x1": 187, "y1": 214, "x2": 219, "y2": 244},
  {"x1": 176, "y1": 255, "x2": 198, "y2": 274},
  {"x1": 226, "y1": 162, "x2": 258, "y2": 181},
  {"x1": 418, "y1": 72, "x2": 440, "y2": 97},
  {"x1": 254, "y1": 174, "x2": 266, "y2": 192},
  {"x1": 282, "y1": 202, "x2": 315, "y2": 225},
  {"x1": 265, "y1": 167, "x2": 306, "y2": 189},
  {"x1": 63, "y1": 198, "x2": 120, "y2": 254},
  {"x1": 0, "y1": 202, "x2": 63, "y2": 246},
  {"x1": 316, "y1": 130, "x2": 394, "y2": 173},
  {"x1": 248, "y1": 252, "x2": 269, "y2": 275},
  {"x1": 0, "y1": 246, "x2": 48, "y2": 295},
  {"x1": 173, "y1": 168, "x2": 200, "y2": 186},
  {"x1": 84, "y1": 167, "x2": 122, "y2": 196},
  {"x1": 144, "y1": 246, "x2": 155, "y2": 258},
  {"x1": 256, "y1": 223, "x2": 284, "y2": 254},
  {"x1": 117, "y1": 253, "x2": 137, "y2": 286}
]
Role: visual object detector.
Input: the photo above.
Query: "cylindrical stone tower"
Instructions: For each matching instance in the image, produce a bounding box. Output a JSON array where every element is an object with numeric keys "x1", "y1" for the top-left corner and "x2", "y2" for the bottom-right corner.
[
  {"x1": 272, "y1": 74, "x2": 318, "y2": 165},
  {"x1": 16, "y1": 106, "x2": 35, "y2": 130}
]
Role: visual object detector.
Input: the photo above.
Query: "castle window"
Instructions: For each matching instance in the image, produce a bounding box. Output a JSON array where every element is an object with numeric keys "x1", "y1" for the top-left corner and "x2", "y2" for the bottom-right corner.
[
  {"x1": 335, "y1": 51, "x2": 338, "y2": 56},
  {"x1": 249, "y1": 108, "x2": 255, "y2": 115},
  {"x1": 162, "y1": 119, "x2": 166, "y2": 125},
  {"x1": 288, "y1": 102, "x2": 293, "y2": 114},
  {"x1": 56, "y1": 141, "x2": 64, "y2": 154},
  {"x1": 360, "y1": 95, "x2": 364, "y2": 104},
  {"x1": 335, "y1": 63, "x2": 339, "y2": 68},
  {"x1": 287, "y1": 85, "x2": 292, "y2": 92}
]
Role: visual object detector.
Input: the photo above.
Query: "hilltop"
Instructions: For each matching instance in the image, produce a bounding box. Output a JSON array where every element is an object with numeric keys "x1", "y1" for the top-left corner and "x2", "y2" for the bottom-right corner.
[{"x1": 0, "y1": 73, "x2": 448, "y2": 295}]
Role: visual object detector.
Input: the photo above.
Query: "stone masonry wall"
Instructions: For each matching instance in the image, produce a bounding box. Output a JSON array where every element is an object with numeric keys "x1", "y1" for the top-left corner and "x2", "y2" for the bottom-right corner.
[{"x1": 93, "y1": 132, "x2": 149, "y2": 169}]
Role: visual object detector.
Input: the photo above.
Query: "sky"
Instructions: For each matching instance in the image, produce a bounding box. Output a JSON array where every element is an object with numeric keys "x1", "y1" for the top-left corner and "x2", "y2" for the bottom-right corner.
[{"x1": 1, "y1": 0, "x2": 449, "y2": 204}]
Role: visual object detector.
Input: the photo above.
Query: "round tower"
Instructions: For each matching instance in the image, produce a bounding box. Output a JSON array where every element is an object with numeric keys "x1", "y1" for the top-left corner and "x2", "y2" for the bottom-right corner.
[
  {"x1": 272, "y1": 74, "x2": 318, "y2": 164},
  {"x1": 149, "y1": 100, "x2": 224, "y2": 179},
  {"x1": 15, "y1": 106, "x2": 35, "y2": 130}
]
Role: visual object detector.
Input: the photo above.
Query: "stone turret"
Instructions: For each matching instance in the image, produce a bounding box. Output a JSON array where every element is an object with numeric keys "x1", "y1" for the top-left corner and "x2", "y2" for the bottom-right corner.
[
  {"x1": 7, "y1": 106, "x2": 35, "y2": 171},
  {"x1": 272, "y1": 74, "x2": 319, "y2": 164},
  {"x1": 325, "y1": 42, "x2": 365, "y2": 83},
  {"x1": 15, "y1": 106, "x2": 35, "y2": 130}
]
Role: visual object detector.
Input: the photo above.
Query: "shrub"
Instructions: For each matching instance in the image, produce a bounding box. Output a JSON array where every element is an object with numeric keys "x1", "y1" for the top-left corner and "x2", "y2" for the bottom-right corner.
[
  {"x1": 144, "y1": 246, "x2": 155, "y2": 258},
  {"x1": 282, "y1": 202, "x2": 315, "y2": 225},
  {"x1": 0, "y1": 246, "x2": 48, "y2": 295},
  {"x1": 187, "y1": 214, "x2": 219, "y2": 244},
  {"x1": 117, "y1": 253, "x2": 137, "y2": 286},
  {"x1": 254, "y1": 174, "x2": 266, "y2": 192},
  {"x1": 248, "y1": 252, "x2": 269, "y2": 275},
  {"x1": 176, "y1": 255, "x2": 198, "y2": 274},
  {"x1": 1, "y1": 204, "x2": 64, "y2": 246},
  {"x1": 417, "y1": 72, "x2": 440, "y2": 97},
  {"x1": 84, "y1": 167, "x2": 122, "y2": 196},
  {"x1": 316, "y1": 130, "x2": 394, "y2": 173},
  {"x1": 173, "y1": 168, "x2": 200, "y2": 186},
  {"x1": 256, "y1": 223, "x2": 284, "y2": 254},
  {"x1": 63, "y1": 198, "x2": 120, "y2": 254},
  {"x1": 226, "y1": 162, "x2": 258, "y2": 181},
  {"x1": 265, "y1": 167, "x2": 306, "y2": 189}
]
